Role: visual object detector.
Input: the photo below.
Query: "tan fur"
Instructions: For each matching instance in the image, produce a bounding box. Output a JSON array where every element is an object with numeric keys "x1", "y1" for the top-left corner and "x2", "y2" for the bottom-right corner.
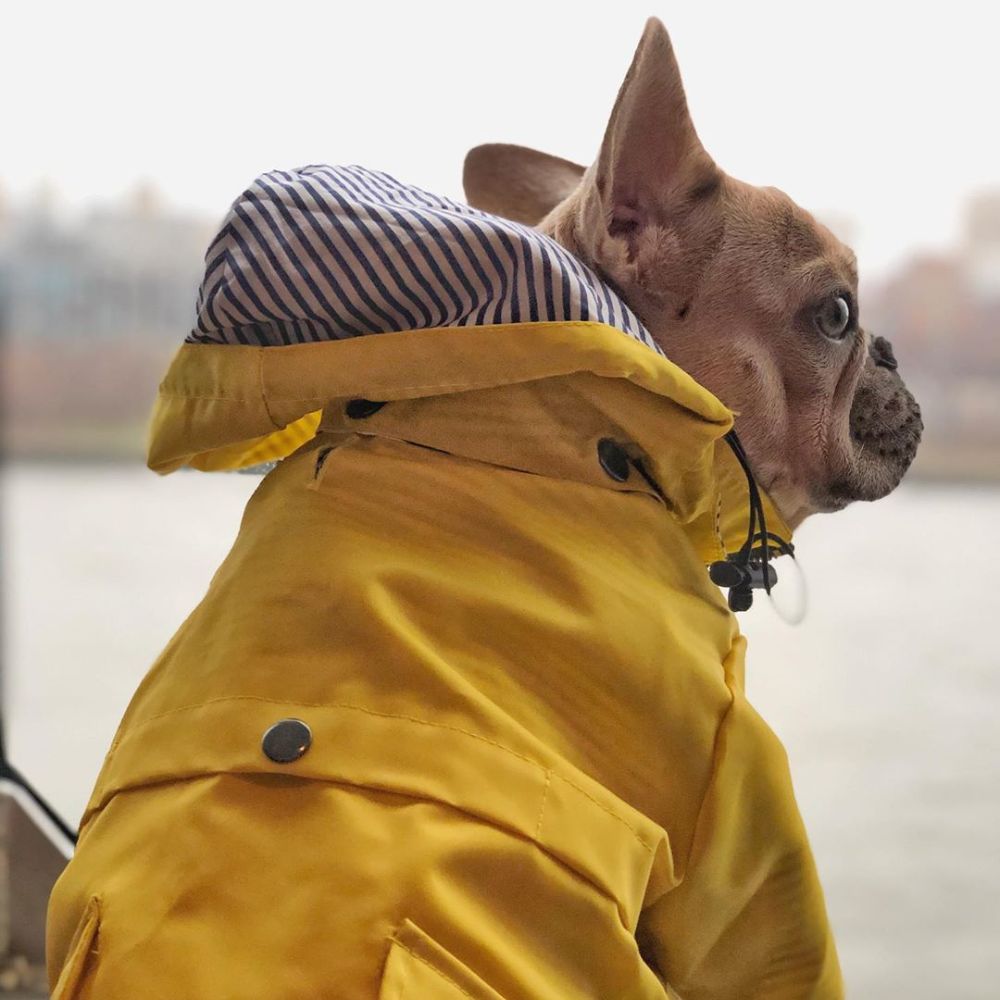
[
  {"x1": 463, "y1": 17, "x2": 922, "y2": 528},
  {"x1": 463, "y1": 145, "x2": 586, "y2": 226}
]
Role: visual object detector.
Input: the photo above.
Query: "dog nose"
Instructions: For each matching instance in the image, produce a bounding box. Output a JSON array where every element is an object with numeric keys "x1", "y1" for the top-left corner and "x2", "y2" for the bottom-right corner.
[{"x1": 869, "y1": 335, "x2": 898, "y2": 371}]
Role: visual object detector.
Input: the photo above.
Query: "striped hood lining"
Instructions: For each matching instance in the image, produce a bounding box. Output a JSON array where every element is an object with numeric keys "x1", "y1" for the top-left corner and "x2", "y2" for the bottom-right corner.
[{"x1": 187, "y1": 164, "x2": 664, "y2": 358}]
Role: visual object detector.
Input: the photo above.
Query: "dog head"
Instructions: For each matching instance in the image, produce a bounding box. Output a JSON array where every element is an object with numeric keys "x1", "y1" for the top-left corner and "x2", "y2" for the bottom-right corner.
[{"x1": 463, "y1": 17, "x2": 922, "y2": 528}]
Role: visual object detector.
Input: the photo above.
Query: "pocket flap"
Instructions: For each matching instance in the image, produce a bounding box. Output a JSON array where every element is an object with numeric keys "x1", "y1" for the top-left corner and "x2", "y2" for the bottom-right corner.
[
  {"x1": 50, "y1": 895, "x2": 100, "y2": 1000},
  {"x1": 379, "y1": 917, "x2": 507, "y2": 1000},
  {"x1": 83, "y1": 695, "x2": 675, "y2": 933}
]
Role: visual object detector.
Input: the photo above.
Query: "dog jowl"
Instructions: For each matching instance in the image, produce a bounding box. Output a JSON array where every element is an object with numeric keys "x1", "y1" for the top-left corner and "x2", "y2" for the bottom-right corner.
[{"x1": 464, "y1": 17, "x2": 923, "y2": 530}]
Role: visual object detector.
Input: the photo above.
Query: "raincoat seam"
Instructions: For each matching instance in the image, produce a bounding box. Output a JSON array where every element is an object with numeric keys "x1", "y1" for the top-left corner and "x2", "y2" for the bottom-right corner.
[
  {"x1": 157, "y1": 372, "x2": 622, "y2": 401},
  {"x1": 670, "y1": 677, "x2": 740, "y2": 902},
  {"x1": 156, "y1": 392, "x2": 255, "y2": 401},
  {"x1": 257, "y1": 352, "x2": 281, "y2": 429},
  {"x1": 534, "y1": 769, "x2": 552, "y2": 838},
  {"x1": 548, "y1": 772, "x2": 655, "y2": 854},
  {"x1": 83, "y1": 769, "x2": 646, "y2": 927},
  {"x1": 184, "y1": 318, "x2": 652, "y2": 345},
  {"x1": 311, "y1": 433, "x2": 663, "y2": 500},
  {"x1": 385, "y1": 935, "x2": 480, "y2": 999},
  {"x1": 109, "y1": 695, "x2": 657, "y2": 853},
  {"x1": 50, "y1": 894, "x2": 101, "y2": 998}
]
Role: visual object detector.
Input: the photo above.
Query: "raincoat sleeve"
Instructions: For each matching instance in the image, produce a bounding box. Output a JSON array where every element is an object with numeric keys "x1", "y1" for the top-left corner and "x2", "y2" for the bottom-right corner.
[{"x1": 636, "y1": 684, "x2": 844, "y2": 999}]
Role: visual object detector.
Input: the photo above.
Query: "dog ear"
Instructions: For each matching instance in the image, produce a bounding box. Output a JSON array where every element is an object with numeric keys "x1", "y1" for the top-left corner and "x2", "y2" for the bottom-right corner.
[
  {"x1": 463, "y1": 144, "x2": 586, "y2": 225},
  {"x1": 590, "y1": 18, "x2": 722, "y2": 287}
]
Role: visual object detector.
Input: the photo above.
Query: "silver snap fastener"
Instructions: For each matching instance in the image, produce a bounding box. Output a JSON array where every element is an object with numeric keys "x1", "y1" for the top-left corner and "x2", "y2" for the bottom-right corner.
[
  {"x1": 597, "y1": 437, "x2": 630, "y2": 482},
  {"x1": 261, "y1": 718, "x2": 312, "y2": 763}
]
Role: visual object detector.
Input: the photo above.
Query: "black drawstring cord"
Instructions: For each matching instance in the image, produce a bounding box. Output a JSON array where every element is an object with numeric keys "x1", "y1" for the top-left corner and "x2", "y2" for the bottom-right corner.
[
  {"x1": 0, "y1": 722, "x2": 78, "y2": 845},
  {"x1": 632, "y1": 429, "x2": 795, "y2": 613},
  {"x1": 1, "y1": 648, "x2": 77, "y2": 845},
  {"x1": 725, "y1": 430, "x2": 765, "y2": 563},
  {"x1": 709, "y1": 429, "x2": 796, "y2": 611}
]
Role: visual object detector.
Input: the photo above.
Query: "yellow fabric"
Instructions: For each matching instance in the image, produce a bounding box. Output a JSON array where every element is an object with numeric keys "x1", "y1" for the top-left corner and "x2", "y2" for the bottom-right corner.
[
  {"x1": 144, "y1": 321, "x2": 731, "y2": 474},
  {"x1": 47, "y1": 320, "x2": 839, "y2": 998}
]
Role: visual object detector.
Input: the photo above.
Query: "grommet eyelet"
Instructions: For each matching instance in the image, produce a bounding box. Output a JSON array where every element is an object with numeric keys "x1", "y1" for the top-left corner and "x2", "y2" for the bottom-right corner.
[
  {"x1": 345, "y1": 398, "x2": 386, "y2": 419},
  {"x1": 597, "y1": 437, "x2": 630, "y2": 482}
]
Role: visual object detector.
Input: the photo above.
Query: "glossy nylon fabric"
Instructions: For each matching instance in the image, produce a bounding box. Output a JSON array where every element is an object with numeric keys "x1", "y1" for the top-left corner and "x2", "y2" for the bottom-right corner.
[{"x1": 47, "y1": 170, "x2": 842, "y2": 998}]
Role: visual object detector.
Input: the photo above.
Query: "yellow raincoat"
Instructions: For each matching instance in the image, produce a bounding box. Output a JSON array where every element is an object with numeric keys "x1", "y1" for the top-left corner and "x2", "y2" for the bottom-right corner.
[{"x1": 47, "y1": 166, "x2": 842, "y2": 999}]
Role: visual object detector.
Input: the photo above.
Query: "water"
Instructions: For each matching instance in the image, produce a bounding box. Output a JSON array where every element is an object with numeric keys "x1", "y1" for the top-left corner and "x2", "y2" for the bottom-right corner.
[{"x1": 2, "y1": 463, "x2": 998, "y2": 998}]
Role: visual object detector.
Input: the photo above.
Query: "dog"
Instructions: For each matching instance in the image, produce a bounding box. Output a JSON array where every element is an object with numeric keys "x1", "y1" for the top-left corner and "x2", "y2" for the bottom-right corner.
[
  {"x1": 47, "y1": 17, "x2": 922, "y2": 1000},
  {"x1": 464, "y1": 17, "x2": 922, "y2": 528}
]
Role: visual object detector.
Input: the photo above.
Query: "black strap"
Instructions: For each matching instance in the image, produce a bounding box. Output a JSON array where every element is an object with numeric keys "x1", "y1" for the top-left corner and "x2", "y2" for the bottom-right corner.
[
  {"x1": 0, "y1": 706, "x2": 78, "y2": 846},
  {"x1": 633, "y1": 431, "x2": 796, "y2": 612}
]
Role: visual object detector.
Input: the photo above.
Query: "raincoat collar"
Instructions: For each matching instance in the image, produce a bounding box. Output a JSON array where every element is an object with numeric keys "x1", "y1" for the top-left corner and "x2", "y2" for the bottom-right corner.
[{"x1": 148, "y1": 320, "x2": 792, "y2": 563}]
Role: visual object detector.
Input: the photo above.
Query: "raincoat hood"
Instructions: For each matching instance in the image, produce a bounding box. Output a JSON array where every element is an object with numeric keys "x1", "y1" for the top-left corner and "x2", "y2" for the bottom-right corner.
[{"x1": 147, "y1": 164, "x2": 792, "y2": 562}]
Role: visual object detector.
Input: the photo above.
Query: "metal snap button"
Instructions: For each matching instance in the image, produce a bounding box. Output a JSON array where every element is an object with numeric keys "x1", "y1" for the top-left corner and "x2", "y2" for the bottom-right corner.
[
  {"x1": 261, "y1": 718, "x2": 312, "y2": 763},
  {"x1": 345, "y1": 398, "x2": 387, "y2": 419},
  {"x1": 597, "y1": 437, "x2": 631, "y2": 482}
]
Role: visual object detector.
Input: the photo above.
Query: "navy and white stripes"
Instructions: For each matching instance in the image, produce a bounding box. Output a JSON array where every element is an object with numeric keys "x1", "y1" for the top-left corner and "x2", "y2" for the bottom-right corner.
[{"x1": 188, "y1": 164, "x2": 663, "y2": 358}]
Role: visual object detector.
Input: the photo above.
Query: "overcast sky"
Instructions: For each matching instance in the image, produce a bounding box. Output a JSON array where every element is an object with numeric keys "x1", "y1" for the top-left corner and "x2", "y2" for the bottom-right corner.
[{"x1": 4, "y1": 0, "x2": 997, "y2": 280}]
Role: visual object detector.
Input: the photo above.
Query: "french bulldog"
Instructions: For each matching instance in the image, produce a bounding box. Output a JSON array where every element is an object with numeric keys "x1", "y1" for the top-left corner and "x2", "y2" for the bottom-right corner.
[{"x1": 463, "y1": 16, "x2": 923, "y2": 529}]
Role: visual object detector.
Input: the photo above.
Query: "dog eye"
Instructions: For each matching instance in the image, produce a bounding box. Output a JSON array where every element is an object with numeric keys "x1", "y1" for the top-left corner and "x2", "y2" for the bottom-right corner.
[{"x1": 815, "y1": 295, "x2": 852, "y2": 340}]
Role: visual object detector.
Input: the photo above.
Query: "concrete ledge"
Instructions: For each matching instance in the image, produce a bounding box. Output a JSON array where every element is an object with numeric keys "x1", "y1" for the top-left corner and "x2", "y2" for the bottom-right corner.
[{"x1": 1, "y1": 783, "x2": 73, "y2": 997}]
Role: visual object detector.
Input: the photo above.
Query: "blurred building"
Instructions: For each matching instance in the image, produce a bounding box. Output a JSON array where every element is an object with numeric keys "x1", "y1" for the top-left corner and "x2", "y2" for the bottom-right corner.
[
  {"x1": 0, "y1": 180, "x2": 213, "y2": 342},
  {"x1": 963, "y1": 191, "x2": 1000, "y2": 300},
  {"x1": 0, "y1": 183, "x2": 215, "y2": 457},
  {"x1": 862, "y1": 190, "x2": 1000, "y2": 476}
]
